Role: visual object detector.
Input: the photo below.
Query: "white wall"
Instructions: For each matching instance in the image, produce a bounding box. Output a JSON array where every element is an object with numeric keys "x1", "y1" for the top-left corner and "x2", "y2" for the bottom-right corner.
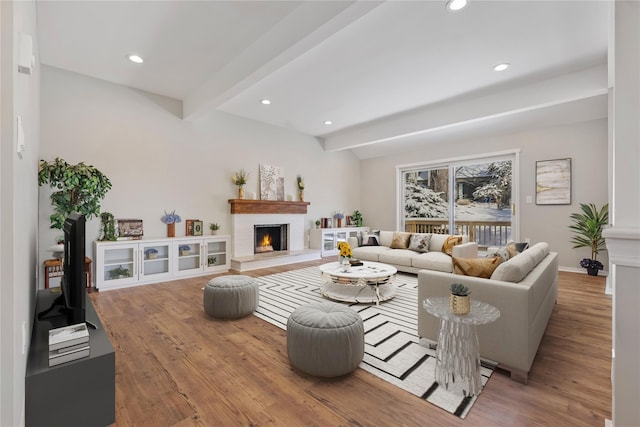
[
  {"x1": 39, "y1": 66, "x2": 361, "y2": 287},
  {"x1": 359, "y1": 119, "x2": 609, "y2": 272},
  {"x1": 0, "y1": 1, "x2": 40, "y2": 425}
]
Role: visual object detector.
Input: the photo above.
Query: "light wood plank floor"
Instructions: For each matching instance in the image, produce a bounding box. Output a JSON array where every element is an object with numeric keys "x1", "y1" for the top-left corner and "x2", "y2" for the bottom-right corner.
[{"x1": 90, "y1": 260, "x2": 611, "y2": 426}]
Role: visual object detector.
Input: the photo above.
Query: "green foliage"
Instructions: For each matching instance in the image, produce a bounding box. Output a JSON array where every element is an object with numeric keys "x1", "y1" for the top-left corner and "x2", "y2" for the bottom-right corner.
[
  {"x1": 450, "y1": 283, "x2": 471, "y2": 296},
  {"x1": 39, "y1": 158, "x2": 112, "y2": 229},
  {"x1": 108, "y1": 265, "x2": 130, "y2": 279},
  {"x1": 569, "y1": 203, "x2": 608, "y2": 260},
  {"x1": 352, "y1": 210, "x2": 363, "y2": 227},
  {"x1": 209, "y1": 223, "x2": 220, "y2": 231},
  {"x1": 99, "y1": 212, "x2": 117, "y2": 241}
]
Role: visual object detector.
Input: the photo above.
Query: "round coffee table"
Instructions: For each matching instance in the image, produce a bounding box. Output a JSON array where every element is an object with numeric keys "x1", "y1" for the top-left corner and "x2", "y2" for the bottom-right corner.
[{"x1": 318, "y1": 261, "x2": 397, "y2": 305}]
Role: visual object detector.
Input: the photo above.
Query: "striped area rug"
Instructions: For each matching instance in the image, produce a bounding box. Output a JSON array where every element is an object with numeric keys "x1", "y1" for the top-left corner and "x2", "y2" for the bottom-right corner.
[{"x1": 254, "y1": 266, "x2": 495, "y2": 419}]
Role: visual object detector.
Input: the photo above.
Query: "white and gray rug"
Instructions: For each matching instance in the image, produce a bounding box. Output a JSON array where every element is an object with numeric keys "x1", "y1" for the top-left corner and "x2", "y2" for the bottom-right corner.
[{"x1": 254, "y1": 266, "x2": 495, "y2": 419}]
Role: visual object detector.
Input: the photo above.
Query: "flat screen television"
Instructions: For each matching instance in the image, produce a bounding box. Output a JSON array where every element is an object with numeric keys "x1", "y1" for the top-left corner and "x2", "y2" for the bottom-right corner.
[{"x1": 61, "y1": 213, "x2": 86, "y2": 325}]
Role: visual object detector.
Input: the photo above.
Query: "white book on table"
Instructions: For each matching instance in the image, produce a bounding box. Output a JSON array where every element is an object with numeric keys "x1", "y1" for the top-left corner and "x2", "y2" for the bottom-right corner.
[
  {"x1": 48, "y1": 322, "x2": 89, "y2": 351},
  {"x1": 48, "y1": 345, "x2": 90, "y2": 367}
]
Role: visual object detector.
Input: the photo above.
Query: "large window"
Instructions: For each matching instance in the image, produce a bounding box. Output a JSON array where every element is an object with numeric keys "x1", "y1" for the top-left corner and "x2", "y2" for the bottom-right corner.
[{"x1": 399, "y1": 152, "x2": 519, "y2": 248}]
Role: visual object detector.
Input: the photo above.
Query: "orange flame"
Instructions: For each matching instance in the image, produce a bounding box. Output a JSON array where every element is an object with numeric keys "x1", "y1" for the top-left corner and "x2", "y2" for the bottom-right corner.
[{"x1": 261, "y1": 234, "x2": 272, "y2": 247}]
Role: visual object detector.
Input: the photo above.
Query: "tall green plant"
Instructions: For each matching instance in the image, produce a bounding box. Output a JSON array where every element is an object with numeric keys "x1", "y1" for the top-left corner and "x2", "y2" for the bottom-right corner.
[
  {"x1": 569, "y1": 203, "x2": 608, "y2": 260},
  {"x1": 39, "y1": 158, "x2": 112, "y2": 229}
]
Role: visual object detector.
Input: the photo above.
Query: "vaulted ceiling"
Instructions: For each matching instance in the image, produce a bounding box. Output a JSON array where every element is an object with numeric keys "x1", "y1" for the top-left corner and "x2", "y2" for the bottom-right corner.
[{"x1": 36, "y1": 1, "x2": 609, "y2": 159}]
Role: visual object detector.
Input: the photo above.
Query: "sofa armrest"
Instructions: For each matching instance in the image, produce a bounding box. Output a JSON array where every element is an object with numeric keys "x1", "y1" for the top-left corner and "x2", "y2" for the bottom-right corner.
[{"x1": 452, "y1": 241, "x2": 478, "y2": 258}]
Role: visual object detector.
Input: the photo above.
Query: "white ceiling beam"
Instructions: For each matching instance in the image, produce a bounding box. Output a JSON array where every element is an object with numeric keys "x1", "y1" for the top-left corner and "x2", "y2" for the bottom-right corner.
[
  {"x1": 183, "y1": 1, "x2": 383, "y2": 122},
  {"x1": 322, "y1": 64, "x2": 608, "y2": 152}
]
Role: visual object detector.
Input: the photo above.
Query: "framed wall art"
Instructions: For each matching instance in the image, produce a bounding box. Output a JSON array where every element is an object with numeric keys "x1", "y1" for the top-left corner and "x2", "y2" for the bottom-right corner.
[
  {"x1": 259, "y1": 164, "x2": 284, "y2": 201},
  {"x1": 535, "y1": 158, "x2": 571, "y2": 205}
]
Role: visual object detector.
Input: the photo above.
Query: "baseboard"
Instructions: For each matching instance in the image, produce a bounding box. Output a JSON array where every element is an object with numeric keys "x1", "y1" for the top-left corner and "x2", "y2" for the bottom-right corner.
[{"x1": 559, "y1": 266, "x2": 609, "y2": 277}]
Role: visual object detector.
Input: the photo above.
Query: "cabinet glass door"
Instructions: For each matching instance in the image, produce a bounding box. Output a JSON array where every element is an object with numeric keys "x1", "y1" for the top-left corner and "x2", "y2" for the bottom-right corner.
[
  {"x1": 176, "y1": 241, "x2": 202, "y2": 274},
  {"x1": 205, "y1": 239, "x2": 226, "y2": 269},
  {"x1": 140, "y1": 242, "x2": 171, "y2": 279},
  {"x1": 323, "y1": 232, "x2": 336, "y2": 251},
  {"x1": 102, "y1": 246, "x2": 136, "y2": 284}
]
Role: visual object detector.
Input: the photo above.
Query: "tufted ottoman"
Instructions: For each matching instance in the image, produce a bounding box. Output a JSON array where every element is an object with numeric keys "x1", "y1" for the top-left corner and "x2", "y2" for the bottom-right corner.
[
  {"x1": 203, "y1": 275, "x2": 259, "y2": 319},
  {"x1": 286, "y1": 301, "x2": 364, "y2": 377}
]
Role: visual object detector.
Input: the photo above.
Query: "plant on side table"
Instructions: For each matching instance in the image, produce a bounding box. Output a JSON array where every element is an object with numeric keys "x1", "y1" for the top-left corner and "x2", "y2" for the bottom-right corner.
[
  {"x1": 450, "y1": 283, "x2": 471, "y2": 315},
  {"x1": 569, "y1": 203, "x2": 608, "y2": 276},
  {"x1": 352, "y1": 210, "x2": 363, "y2": 227},
  {"x1": 209, "y1": 223, "x2": 220, "y2": 235}
]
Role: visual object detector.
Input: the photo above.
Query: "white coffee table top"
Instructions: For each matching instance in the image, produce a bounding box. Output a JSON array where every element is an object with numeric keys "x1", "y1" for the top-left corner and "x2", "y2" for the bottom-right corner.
[{"x1": 318, "y1": 261, "x2": 397, "y2": 280}]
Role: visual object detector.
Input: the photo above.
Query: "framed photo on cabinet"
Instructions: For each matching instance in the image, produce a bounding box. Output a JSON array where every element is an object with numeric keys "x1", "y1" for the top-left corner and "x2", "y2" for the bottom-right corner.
[
  {"x1": 535, "y1": 158, "x2": 571, "y2": 205},
  {"x1": 193, "y1": 220, "x2": 203, "y2": 236}
]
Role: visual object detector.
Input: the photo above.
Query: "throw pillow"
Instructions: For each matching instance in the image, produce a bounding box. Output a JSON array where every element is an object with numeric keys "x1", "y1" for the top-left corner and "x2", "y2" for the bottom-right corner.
[
  {"x1": 360, "y1": 233, "x2": 379, "y2": 246},
  {"x1": 486, "y1": 246, "x2": 511, "y2": 263},
  {"x1": 408, "y1": 233, "x2": 431, "y2": 253},
  {"x1": 441, "y1": 235, "x2": 463, "y2": 256},
  {"x1": 390, "y1": 232, "x2": 411, "y2": 249},
  {"x1": 506, "y1": 241, "x2": 529, "y2": 258},
  {"x1": 453, "y1": 256, "x2": 502, "y2": 279}
]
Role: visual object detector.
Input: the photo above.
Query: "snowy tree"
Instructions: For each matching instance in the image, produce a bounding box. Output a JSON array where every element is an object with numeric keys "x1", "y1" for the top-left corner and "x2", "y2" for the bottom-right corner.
[
  {"x1": 472, "y1": 161, "x2": 512, "y2": 209},
  {"x1": 405, "y1": 173, "x2": 449, "y2": 218}
]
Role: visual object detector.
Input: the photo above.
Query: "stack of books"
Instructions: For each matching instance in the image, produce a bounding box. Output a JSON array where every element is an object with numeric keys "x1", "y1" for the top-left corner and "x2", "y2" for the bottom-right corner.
[{"x1": 48, "y1": 323, "x2": 90, "y2": 367}]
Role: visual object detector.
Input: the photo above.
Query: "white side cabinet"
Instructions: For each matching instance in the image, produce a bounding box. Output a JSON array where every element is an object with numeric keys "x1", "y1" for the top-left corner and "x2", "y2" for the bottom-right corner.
[
  {"x1": 309, "y1": 227, "x2": 369, "y2": 257},
  {"x1": 94, "y1": 235, "x2": 230, "y2": 291}
]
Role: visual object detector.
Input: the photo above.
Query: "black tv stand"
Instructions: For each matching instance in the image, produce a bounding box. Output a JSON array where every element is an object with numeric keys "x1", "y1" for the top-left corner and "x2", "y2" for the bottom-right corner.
[{"x1": 26, "y1": 289, "x2": 114, "y2": 427}]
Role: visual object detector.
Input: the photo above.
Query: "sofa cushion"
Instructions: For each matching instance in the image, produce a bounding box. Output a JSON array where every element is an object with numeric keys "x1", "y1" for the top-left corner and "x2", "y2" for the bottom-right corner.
[
  {"x1": 453, "y1": 256, "x2": 502, "y2": 278},
  {"x1": 351, "y1": 246, "x2": 389, "y2": 262},
  {"x1": 428, "y1": 234, "x2": 447, "y2": 252},
  {"x1": 490, "y1": 242, "x2": 550, "y2": 282},
  {"x1": 411, "y1": 251, "x2": 455, "y2": 273},
  {"x1": 441, "y1": 235, "x2": 463, "y2": 256},
  {"x1": 378, "y1": 249, "x2": 414, "y2": 267},
  {"x1": 408, "y1": 233, "x2": 431, "y2": 253},
  {"x1": 390, "y1": 232, "x2": 412, "y2": 249},
  {"x1": 379, "y1": 231, "x2": 394, "y2": 247}
]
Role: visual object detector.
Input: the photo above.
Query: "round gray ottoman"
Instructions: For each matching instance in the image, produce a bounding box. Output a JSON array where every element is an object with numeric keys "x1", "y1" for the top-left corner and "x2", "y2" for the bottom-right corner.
[
  {"x1": 286, "y1": 301, "x2": 364, "y2": 377},
  {"x1": 203, "y1": 275, "x2": 259, "y2": 319}
]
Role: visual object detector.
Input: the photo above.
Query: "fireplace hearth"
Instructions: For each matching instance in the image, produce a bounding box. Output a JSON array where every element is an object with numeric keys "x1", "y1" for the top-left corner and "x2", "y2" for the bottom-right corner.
[{"x1": 254, "y1": 224, "x2": 288, "y2": 254}]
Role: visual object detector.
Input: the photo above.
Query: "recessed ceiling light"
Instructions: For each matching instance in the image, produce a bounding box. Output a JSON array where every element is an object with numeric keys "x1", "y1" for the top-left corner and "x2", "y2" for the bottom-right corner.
[
  {"x1": 260, "y1": 99, "x2": 271, "y2": 105},
  {"x1": 323, "y1": 120, "x2": 333, "y2": 125},
  {"x1": 127, "y1": 54, "x2": 144, "y2": 64},
  {"x1": 446, "y1": 0, "x2": 468, "y2": 11},
  {"x1": 493, "y1": 63, "x2": 511, "y2": 71}
]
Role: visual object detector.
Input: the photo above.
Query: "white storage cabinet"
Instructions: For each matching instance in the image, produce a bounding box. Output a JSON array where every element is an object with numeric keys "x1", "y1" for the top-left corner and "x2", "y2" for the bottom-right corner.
[
  {"x1": 309, "y1": 227, "x2": 369, "y2": 257},
  {"x1": 95, "y1": 235, "x2": 230, "y2": 291}
]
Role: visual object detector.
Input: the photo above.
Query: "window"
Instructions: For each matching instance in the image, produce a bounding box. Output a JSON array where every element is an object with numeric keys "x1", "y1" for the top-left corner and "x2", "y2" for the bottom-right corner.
[{"x1": 399, "y1": 151, "x2": 519, "y2": 249}]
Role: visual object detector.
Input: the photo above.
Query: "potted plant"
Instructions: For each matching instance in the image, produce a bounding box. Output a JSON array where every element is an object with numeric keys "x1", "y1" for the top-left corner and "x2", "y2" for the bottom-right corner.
[
  {"x1": 353, "y1": 210, "x2": 363, "y2": 227},
  {"x1": 209, "y1": 223, "x2": 220, "y2": 235},
  {"x1": 232, "y1": 169, "x2": 248, "y2": 199},
  {"x1": 179, "y1": 245, "x2": 190, "y2": 256},
  {"x1": 108, "y1": 265, "x2": 131, "y2": 280},
  {"x1": 98, "y1": 212, "x2": 117, "y2": 241},
  {"x1": 297, "y1": 175, "x2": 305, "y2": 201},
  {"x1": 161, "y1": 210, "x2": 182, "y2": 237},
  {"x1": 315, "y1": 219, "x2": 321, "y2": 229},
  {"x1": 450, "y1": 283, "x2": 471, "y2": 315},
  {"x1": 569, "y1": 203, "x2": 608, "y2": 276},
  {"x1": 38, "y1": 157, "x2": 112, "y2": 230}
]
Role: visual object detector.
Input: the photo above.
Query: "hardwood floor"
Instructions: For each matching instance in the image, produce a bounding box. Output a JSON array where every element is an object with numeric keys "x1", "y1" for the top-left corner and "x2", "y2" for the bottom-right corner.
[{"x1": 90, "y1": 260, "x2": 611, "y2": 426}]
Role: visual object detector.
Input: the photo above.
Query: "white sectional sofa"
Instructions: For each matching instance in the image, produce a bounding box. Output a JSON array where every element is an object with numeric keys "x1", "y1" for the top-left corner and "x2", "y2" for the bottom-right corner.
[
  {"x1": 347, "y1": 231, "x2": 478, "y2": 274},
  {"x1": 418, "y1": 242, "x2": 558, "y2": 383}
]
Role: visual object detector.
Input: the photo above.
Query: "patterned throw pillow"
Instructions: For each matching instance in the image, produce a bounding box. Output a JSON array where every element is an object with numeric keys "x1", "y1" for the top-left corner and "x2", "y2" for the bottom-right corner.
[
  {"x1": 408, "y1": 233, "x2": 431, "y2": 253},
  {"x1": 453, "y1": 256, "x2": 502, "y2": 278},
  {"x1": 506, "y1": 241, "x2": 529, "y2": 258},
  {"x1": 389, "y1": 232, "x2": 412, "y2": 249},
  {"x1": 441, "y1": 235, "x2": 463, "y2": 256},
  {"x1": 486, "y1": 246, "x2": 511, "y2": 262}
]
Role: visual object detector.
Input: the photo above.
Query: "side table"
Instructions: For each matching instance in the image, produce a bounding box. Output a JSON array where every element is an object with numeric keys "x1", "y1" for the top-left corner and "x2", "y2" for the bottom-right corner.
[
  {"x1": 44, "y1": 257, "x2": 92, "y2": 289},
  {"x1": 423, "y1": 297, "x2": 500, "y2": 396}
]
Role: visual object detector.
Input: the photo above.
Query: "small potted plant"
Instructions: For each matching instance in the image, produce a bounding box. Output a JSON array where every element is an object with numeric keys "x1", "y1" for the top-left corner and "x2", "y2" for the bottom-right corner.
[
  {"x1": 315, "y1": 219, "x2": 321, "y2": 229},
  {"x1": 297, "y1": 175, "x2": 305, "y2": 201},
  {"x1": 179, "y1": 245, "x2": 191, "y2": 256},
  {"x1": 353, "y1": 210, "x2": 363, "y2": 227},
  {"x1": 209, "y1": 223, "x2": 220, "y2": 235},
  {"x1": 450, "y1": 283, "x2": 471, "y2": 315},
  {"x1": 208, "y1": 256, "x2": 217, "y2": 267},
  {"x1": 108, "y1": 265, "x2": 131, "y2": 280},
  {"x1": 144, "y1": 248, "x2": 158, "y2": 259},
  {"x1": 232, "y1": 169, "x2": 248, "y2": 199}
]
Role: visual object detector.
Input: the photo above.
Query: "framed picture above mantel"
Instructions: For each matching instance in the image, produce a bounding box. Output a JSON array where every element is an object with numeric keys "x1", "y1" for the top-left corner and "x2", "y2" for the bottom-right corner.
[{"x1": 228, "y1": 199, "x2": 310, "y2": 215}]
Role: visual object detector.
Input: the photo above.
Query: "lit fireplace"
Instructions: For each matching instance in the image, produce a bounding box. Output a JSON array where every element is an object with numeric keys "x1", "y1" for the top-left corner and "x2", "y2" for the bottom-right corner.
[{"x1": 254, "y1": 224, "x2": 288, "y2": 254}]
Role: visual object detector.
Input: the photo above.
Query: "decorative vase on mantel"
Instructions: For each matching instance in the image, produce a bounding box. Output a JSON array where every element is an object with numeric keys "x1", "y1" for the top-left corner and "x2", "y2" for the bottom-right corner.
[
  {"x1": 167, "y1": 223, "x2": 176, "y2": 238},
  {"x1": 238, "y1": 186, "x2": 244, "y2": 199},
  {"x1": 298, "y1": 190, "x2": 304, "y2": 202}
]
